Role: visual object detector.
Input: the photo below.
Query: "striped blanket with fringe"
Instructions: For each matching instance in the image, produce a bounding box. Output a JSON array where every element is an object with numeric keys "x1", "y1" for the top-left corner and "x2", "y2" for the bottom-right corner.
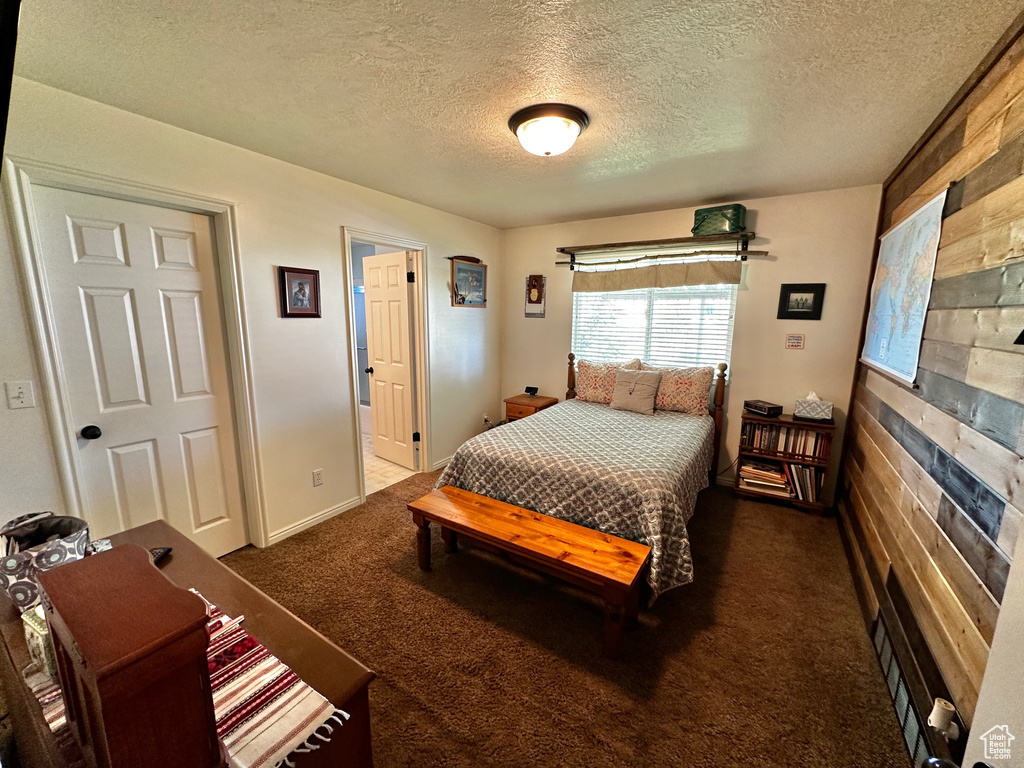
[{"x1": 27, "y1": 595, "x2": 349, "y2": 768}]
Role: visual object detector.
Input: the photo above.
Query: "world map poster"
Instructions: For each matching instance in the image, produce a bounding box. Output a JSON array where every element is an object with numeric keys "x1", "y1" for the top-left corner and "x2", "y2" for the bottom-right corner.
[{"x1": 860, "y1": 189, "x2": 946, "y2": 384}]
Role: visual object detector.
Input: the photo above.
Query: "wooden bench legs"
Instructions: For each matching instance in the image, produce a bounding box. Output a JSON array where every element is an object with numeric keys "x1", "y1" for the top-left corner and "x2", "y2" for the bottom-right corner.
[
  {"x1": 413, "y1": 517, "x2": 459, "y2": 572},
  {"x1": 413, "y1": 513, "x2": 431, "y2": 571},
  {"x1": 413, "y1": 512, "x2": 643, "y2": 660},
  {"x1": 440, "y1": 527, "x2": 458, "y2": 554},
  {"x1": 604, "y1": 600, "x2": 625, "y2": 660},
  {"x1": 603, "y1": 583, "x2": 643, "y2": 660}
]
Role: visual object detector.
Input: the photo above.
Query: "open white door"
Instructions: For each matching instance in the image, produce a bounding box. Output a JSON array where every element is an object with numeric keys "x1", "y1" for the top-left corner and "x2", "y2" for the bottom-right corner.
[
  {"x1": 362, "y1": 250, "x2": 417, "y2": 470},
  {"x1": 30, "y1": 186, "x2": 248, "y2": 556}
]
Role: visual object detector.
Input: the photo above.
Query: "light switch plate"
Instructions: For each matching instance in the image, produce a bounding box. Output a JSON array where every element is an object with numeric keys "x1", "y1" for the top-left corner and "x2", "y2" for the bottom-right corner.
[{"x1": 6, "y1": 381, "x2": 35, "y2": 409}]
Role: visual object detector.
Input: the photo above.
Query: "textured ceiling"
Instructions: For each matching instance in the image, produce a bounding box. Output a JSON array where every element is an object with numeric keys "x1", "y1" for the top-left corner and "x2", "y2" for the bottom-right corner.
[{"x1": 13, "y1": 0, "x2": 1023, "y2": 228}]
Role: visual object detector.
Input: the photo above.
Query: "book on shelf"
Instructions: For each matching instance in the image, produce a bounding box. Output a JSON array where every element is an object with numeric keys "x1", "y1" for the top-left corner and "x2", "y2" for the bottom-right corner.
[
  {"x1": 740, "y1": 422, "x2": 829, "y2": 459},
  {"x1": 741, "y1": 478, "x2": 787, "y2": 490},
  {"x1": 738, "y1": 460, "x2": 793, "y2": 497},
  {"x1": 739, "y1": 460, "x2": 785, "y2": 478},
  {"x1": 737, "y1": 479, "x2": 794, "y2": 498},
  {"x1": 787, "y1": 464, "x2": 822, "y2": 503},
  {"x1": 737, "y1": 458, "x2": 823, "y2": 503}
]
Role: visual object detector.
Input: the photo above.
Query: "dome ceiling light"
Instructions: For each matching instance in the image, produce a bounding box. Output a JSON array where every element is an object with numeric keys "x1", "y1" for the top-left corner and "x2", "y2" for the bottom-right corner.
[{"x1": 508, "y1": 103, "x2": 590, "y2": 157}]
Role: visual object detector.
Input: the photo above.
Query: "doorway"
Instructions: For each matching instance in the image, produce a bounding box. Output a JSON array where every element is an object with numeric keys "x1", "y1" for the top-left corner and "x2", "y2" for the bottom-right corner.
[
  {"x1": 6, "y1": 164, "x2": 255, "y2": 555},
  {"x1": 345, "y1": 230, "x2": 429, "y2": 497}
]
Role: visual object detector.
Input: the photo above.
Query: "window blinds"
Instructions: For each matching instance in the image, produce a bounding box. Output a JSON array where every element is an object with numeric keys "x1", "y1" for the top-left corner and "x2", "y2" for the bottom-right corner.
[{"x1": 571, "y1": 284, "x2": 737, "y2": 369}]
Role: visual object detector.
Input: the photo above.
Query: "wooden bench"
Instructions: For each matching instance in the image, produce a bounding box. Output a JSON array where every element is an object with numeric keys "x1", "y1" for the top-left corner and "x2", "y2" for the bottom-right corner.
[{"x1": 407, "y1": 485, "x2": 651, "y2": 659}]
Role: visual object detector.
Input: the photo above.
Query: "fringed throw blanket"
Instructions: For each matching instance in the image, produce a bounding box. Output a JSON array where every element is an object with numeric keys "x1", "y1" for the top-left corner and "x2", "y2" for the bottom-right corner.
[
  {"x1": 27, "y1": 595, "x2": 349, "y2": 768},
  {"x1": 205, "y1": 602, "x2": 349, "y2": 767}
]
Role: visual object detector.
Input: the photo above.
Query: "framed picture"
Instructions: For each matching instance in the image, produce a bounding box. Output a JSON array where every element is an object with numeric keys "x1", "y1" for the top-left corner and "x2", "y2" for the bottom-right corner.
[
  {"x1": 525, "y1": 275, "x2": 546, "y2": 318},
  {"x1": 777, "y1": 283, "x2": 825, "y2": 320},
  {"x1": 278, "y1": 266, "x2": 321, "y2": 318},
  {"x1": 451, "y1": 258, "x2": 487, "y2": 307}
]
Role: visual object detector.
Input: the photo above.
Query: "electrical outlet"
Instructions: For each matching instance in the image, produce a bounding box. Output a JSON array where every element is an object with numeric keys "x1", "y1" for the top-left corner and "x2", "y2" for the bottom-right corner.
[
  {"x1": 312, "y1": 469, "x2": 323, "y2": 487},
  {"x1": 6, "y1": 381, "x2": 35, "y2": 410},
  {"x1": 482, "y1": 413, "x2": 489, "y2": 425}
]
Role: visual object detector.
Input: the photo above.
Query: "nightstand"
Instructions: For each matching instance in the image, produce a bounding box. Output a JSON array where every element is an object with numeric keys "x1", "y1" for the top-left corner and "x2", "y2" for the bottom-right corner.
[{"x1": 504, "y1": 394, "x2": 558, "y2": 422}]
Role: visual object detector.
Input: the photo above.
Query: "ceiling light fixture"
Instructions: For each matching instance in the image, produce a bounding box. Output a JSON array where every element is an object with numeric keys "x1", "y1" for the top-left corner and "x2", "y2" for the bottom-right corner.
[{"x1": 508, "y1": 103, "x2": 590, "y2": 157}]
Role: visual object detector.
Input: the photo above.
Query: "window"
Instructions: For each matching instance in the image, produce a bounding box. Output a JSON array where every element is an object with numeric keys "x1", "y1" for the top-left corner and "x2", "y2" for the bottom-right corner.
[{"x1": 571, "y1": 283, "x2": 737, "y2": 369}]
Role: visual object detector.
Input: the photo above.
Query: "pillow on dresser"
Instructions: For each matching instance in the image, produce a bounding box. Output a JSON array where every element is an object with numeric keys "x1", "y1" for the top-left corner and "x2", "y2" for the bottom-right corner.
[
  {"x1": 576, "y1": 358, "x2": 642, "y2": 403},
  {"x1": 610, "y1": 370, "x2": 663, "y2": 415},
  {"x1": 640, "y1": 363, "x2": 716, "y2": 414}
]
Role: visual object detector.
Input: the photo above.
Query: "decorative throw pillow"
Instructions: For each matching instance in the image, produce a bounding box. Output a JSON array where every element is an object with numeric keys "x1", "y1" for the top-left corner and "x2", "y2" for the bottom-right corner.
[
  {"x1": 610, "y1": 370, "x2": 663, "y2": 415},
  {"x1": 641, "y1": 364, "x2": 716, "y2": 414},
  {"x1": 576, "y1": 358, "x2": 642, "y2": 403}
]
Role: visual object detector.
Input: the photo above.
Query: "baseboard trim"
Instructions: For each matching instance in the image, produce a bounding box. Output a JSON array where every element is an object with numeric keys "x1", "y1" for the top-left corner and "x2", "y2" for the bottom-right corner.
[
  {"x1": 432, "y1": 455, "x2": 453, "y2": 471},
  {"x1": 265, "y1": 496, "x2": 362, "y2": 546}
]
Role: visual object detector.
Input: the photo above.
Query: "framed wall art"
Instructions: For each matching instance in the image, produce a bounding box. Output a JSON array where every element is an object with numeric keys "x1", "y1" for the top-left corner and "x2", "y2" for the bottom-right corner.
[
  {"x1": 451, "y1": 258, "x2": 487, "y2": 307},
  {"x1": 525, "y1": 274, "x2": 546, "y2": 318},
  {"x1": 777, "y1": 283, "x2": 825, "y2": 320},
  {"x1": 278, "y1": 266, "x2": 321, "y2": 318}
]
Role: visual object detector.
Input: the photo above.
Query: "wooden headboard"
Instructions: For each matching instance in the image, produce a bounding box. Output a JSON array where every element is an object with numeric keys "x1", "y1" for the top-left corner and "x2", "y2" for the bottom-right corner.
[{"x1": 565, "y1": 354, "x2": 728, "y2": 479}]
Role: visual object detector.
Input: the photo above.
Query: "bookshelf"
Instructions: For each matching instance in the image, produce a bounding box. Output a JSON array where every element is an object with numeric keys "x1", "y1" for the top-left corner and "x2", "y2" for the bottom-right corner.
[{"x1": 734, "y1": 412, "x2": 836, "y2": 512}]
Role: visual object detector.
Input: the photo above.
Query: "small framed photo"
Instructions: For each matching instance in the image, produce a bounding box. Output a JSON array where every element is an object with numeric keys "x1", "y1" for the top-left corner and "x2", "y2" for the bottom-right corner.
[
  {"x1": 786, "y1": 333, "x2": 806, "y2": 349},
  {"x1": 525, "y1": 275, "x2": 546, "y2": 318},
  {"x1": 279, "y1": 266, "x2": 321, "y2": 318},
  {"x1": 777, "y1": 283, "x2": 826, "y2": 320},
  {"x1": 451, "y1": 258, "x2": 487, "y2": 307}
]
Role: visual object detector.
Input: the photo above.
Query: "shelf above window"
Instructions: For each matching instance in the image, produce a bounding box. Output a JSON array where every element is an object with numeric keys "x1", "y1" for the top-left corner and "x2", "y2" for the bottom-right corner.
[{"x1": 555, "y1": 231, "x2": 765, "y2": 265}]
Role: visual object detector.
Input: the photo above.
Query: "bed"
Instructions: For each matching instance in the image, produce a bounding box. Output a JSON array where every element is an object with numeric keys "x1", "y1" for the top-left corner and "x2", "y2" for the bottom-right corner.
[{"x1": 435, "y1": 354, "x2": 727, "y2": 600}]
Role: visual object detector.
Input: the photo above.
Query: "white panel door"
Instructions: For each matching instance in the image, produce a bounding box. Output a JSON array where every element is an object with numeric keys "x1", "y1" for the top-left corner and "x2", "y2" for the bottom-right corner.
[
  {"x1": 31, "y1": 186, "x2": 248, "y2": 556},
  {"x1": 362, "y1": 250, "x2": 416, "y2": 470}
]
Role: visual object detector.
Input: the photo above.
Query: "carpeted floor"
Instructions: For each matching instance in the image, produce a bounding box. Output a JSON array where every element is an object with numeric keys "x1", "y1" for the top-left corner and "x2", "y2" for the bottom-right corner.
[{"x1": 222, "y1": 472, "x2": 910, "y2": 768}]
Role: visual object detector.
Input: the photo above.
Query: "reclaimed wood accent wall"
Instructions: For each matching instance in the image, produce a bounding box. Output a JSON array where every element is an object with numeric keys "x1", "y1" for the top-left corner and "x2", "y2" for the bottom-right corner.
[{"x1": 841, "y1": 17, "x2": 1024, "y2": 727}]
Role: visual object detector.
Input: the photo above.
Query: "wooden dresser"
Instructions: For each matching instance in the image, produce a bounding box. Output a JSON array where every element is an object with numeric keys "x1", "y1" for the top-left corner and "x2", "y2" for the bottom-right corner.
[
  {"x1": 504, "y1": 393, "x2": 558, "y2": 422},
  {"x1": 0, "y1": 521, "x2": 375, "y2": 768}
]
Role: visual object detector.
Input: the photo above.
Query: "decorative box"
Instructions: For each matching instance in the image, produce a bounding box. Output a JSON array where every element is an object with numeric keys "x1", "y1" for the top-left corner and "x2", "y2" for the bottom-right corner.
[
  {"x1": 691, "y1": 203, "x2": 747, "y2": 236},
  {"x1": 794, "y1": 397, "x2": 834, "y2": 421},
  {"x1": 21, "y1": 604, "x2": 57, "y2": 679}
]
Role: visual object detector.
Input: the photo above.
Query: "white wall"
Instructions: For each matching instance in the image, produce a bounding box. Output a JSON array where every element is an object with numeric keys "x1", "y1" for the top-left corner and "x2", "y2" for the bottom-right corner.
[
  {"x1": 499, "y1": 185, "x2": 882, "y2": 501},
  {"x1": 0, "y1": 78, "x2": 501, "y2": 541}
]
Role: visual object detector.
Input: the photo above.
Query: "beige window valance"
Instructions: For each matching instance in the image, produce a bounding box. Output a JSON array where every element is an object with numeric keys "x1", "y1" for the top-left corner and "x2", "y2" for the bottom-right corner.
[{"x1": 571, "y1": 259, "x2": 742, "y2": 293}]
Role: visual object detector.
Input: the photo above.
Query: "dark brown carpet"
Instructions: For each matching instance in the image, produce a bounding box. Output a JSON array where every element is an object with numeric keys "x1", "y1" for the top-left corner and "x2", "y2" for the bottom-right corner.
[{"x1": 222, "y1": 473, "x2": 909, "y2": 768}]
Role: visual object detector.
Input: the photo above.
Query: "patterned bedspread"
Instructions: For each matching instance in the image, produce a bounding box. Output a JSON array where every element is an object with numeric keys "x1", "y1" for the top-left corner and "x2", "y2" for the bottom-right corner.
[{"x1": 435, "y1": 398, "x2": 715, "y2": 600}]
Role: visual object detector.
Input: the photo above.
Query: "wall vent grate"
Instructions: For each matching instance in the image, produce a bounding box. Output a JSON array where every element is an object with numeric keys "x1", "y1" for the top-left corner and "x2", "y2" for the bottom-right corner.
[{"x1": 872, "y1": 616, "x2": 930, "y2": 767}]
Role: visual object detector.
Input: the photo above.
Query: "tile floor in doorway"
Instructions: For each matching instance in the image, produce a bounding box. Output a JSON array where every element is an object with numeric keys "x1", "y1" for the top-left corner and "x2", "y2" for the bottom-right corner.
[{"x1": 360, "y1": 405, "x2": 417, "y2": 494}]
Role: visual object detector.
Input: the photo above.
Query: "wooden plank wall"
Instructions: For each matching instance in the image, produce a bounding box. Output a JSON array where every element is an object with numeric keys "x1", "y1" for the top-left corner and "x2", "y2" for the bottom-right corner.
[{"x1": 842, "y1": 19, "x2": 1024, "y2": 727}]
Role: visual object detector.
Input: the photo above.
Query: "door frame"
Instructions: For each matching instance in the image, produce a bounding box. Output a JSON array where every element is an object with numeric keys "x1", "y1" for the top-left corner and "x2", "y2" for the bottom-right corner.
[
  {"x1": 341, "y1": 227, "x2": 430, "y2": 501},
  {"x1": 3, "y1": 157, "x2": 269, "y2": 547}
]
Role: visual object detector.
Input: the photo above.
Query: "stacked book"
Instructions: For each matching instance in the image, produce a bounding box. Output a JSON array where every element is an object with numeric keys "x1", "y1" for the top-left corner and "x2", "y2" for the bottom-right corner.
[
  {"x1": 737, "y1": 460, "x2": 824, "y2": 503},
  {"x1": 740, "y1": 422, "x2": 829, "y2": 458},
  {"x1": 737, "y1": 461, "x2": 793, "y2": 498}
]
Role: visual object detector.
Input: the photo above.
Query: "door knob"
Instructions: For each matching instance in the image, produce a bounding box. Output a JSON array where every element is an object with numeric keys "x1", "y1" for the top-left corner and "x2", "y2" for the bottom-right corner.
[
  {"x1": 364, "y1": 367, "x2": 373, "y2": 375},
  {"x1": 80, "y1": 425, "x2": 102, "y2": 440}
]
